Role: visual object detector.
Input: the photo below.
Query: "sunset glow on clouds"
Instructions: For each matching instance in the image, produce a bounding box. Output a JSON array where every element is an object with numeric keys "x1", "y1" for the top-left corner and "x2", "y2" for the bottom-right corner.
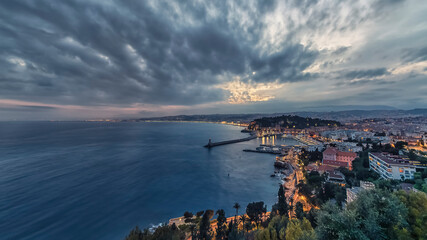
[
  {"x1": 218, "y1": 77, "x2": 282, "y2": 104},
  {"x1": 0, "y1": 0, "x2": 426, "y2": 120}
]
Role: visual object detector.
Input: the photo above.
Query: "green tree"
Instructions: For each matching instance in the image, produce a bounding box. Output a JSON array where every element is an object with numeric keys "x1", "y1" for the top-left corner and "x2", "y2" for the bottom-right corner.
[
  {"x1": 295, "y1": 202, "x2": 304, "y2": 220},
  {"x1": 125, "y1": 226, "x2": 145, "y2": 240},
  {"x1": 394, "y1": 191, "x2": 427, "y2": 239},
  {"x1": 216, "y1": 209, "x2": 227, "y2": 240},
  {"x1": 254, "y1": 215, "x2": 288, "y2": 240},
  {"x1": 125, "y1": 224, "x2": 185, "y2": 240},
  {"x1": 183, "y1": 211, "x2": 193, "y2": 223},
  {"x1": 350, "y1": 189, "x2": 408, "y2": 239},
  {"x1": 307, "y1": 171, "x2": 323, "y2": 189},
  {"x1": 269, "y1": 215, "x2": 288, "y2": 240},
  {"x1": 227, "y1": 226, "x2": 245, "y2": 240},
  {"x1": 305, "y1": 208, "x2": 318, "y2": 228},
  {"x1": 233, "y1": 202, "x2": 241, "y2": 220},
  {"x1": 285, "y1": 218, "x2": 316, "y2": 240},
  {"x1": 240, "y1": 215, "x2": 247, "y2": 232},
  {"x1": 240, "y1": 215, "x2": 253, "y2": 233},
  {"x1": 150, "y1": 224, "x2": 185, "y2": 240},
  {"x1": 316, "y1": 202, "x2": 367, "y2": 240},
  {"x1": 226, "y1": 220, "x2": 234, "y2": 237},
  {"x1": 296, "y1": 181, "x2": 312, "y2": 203},
  {"x1": 190, "y1": 224, "x2": 197, "y2": 240},
  {"x1": 254, "y1": 228, "x2": 274, "y2": 240},
  {"x1": 316, "y1": 189, "x2": 409, "y2": 240},
  {"x1": 246, "y1": 201, "x2": 267, "y2": 229},
  {"x1": 277, "y1": 185, "x2": 289, "y2": 217},
  {"x1": 199, "y1": 210, "x2": 214, "y2": 240},
  {"x1": 395, "y1": 141, "x2": 408, "y2": 150},
  {"x1": 196, "y1": 211, "x2": 204, "y2": 217}
]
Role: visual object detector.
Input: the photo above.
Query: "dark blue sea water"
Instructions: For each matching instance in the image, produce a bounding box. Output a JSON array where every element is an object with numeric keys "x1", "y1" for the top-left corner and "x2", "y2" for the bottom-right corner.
[{"x1": 0, "y1": 122, "x2": 298, "y2": 240}]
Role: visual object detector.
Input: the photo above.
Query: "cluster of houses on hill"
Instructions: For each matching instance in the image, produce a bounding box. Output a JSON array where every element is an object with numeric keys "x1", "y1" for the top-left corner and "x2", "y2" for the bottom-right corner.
[{"x1": 303, "y1": 144, "x2": 425, "y2": 204}]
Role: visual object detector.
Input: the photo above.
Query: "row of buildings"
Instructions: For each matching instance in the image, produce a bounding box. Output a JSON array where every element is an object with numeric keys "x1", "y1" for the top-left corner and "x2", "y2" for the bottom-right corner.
[
  {"x1": 318, "y1": 147, "x2": 422, "y2": 181},
  {"x1": 303, "y1": 144, "x2": 423, "y2": 192}
]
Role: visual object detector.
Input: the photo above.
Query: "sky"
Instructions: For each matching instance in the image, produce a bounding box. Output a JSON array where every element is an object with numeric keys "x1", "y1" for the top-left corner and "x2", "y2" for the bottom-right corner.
[{"x1": 0, "y1": 0, "x2": 426, "y2": 120}]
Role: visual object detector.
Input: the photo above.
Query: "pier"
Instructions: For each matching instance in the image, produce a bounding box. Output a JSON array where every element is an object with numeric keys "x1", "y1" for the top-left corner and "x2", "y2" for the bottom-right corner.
[
  {"x1": 204, "y1": 136, "x2": 257, "y2": 148},
  {"x1": 243, "y1": 149, "x2": 281, "y2": 154}
]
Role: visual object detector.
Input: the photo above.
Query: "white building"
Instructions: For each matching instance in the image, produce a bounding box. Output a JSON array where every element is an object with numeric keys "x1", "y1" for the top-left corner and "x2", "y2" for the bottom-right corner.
[
  {"x1": 346, "y1": 181, "x2": 375, "y2": 203},
  {"x1": 372, "y1": 135, "x2": 390, "y2": 143},
  {"x1": 369, "y1": 152, "x2": 416, "y2": 180},
  {"x1": 306, "y1": 144, "x2": 325, "y2": 152},
  {"x1": 336, "y1": 142, "x2": 363, "y2": 153}
]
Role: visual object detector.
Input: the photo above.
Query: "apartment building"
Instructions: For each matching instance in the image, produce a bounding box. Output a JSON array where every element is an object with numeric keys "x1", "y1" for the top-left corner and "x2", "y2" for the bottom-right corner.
[{"x1": 369, "y1": 152, "x2": 416, "y2": 180}]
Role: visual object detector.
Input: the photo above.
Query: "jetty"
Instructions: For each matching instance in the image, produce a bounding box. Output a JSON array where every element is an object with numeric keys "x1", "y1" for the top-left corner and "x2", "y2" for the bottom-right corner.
[
  {"x1": 243, "y1": 149, "x2": 281, "y2": 154},
  {"x1": 204, "y1": 136, "x2": 257, "y2": 148}
]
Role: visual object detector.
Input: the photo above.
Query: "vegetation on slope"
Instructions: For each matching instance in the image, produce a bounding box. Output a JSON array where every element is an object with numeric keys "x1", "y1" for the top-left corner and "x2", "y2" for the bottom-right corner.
[{"x1": 248, "y1": 115, "x2": 341, "y2": 130}]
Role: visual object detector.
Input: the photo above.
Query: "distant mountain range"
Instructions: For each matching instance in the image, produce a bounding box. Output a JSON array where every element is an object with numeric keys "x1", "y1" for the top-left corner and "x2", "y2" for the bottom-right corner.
[
  {"x1": 298, "y1": 105, "x2": 399, "y2": 112},
  {"x1": 125, "y1": 108, "x2": 427, "y2": 123}
]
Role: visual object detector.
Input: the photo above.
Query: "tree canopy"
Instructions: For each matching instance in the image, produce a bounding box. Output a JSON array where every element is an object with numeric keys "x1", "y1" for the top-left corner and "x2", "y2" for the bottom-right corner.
[
  {"x1": 248, "y1": 115, "x2": 341, "y2": 130},
  {"x1": 316, "y1": 189, "x2": 408, "y2": 240}
]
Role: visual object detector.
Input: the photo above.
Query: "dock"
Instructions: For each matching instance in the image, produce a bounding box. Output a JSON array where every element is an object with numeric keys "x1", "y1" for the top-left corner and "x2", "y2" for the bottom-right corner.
[
  {"x1": 243, "y1": 149, "x2": 281, "y2": 154},
  {"x1": 204, "y1": 136, "x2": 257, "y2": 148}
]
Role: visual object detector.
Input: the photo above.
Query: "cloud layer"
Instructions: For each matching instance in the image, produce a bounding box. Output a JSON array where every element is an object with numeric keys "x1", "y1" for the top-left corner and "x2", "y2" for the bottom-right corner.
[{"x1": 0, "y1": 0, "x2": 426, "y2": 120}]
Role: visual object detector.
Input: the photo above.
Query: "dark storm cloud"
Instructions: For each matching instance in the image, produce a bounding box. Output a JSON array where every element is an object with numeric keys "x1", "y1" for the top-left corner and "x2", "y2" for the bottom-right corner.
[
  {"x1": 402, "y1": 46, "x2": 427, "y2": 63},
  {"x1": 342, "y1": 68, "x2": 390, "y2": 80},
  {"x1": 0, "y1": 0, "x2": 318, "y2": 107},
  {"x1": 250, "y1": 44, "x2": 318, "y2": 82},
  {"x1": 1, "y1": 0, "x2": 425, "y2": 120},
  {"x1": 0, "y1": 105, "x2": 56, "y2": 112},
  {"x1": 335, "y1": 78, "x2": 396, "y2": 87}
]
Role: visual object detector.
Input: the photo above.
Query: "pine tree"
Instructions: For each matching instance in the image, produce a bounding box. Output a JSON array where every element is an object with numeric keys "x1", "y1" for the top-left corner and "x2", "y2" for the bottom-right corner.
[
  {"x1": 199, "y1": 210, "x2": 214, "y2": 240},
  {"x1": 216, "y1": 209, "x2": 227, "y2": 240},
  {"x1": 295, "y1": 202, "x2": 304, "y2": 220},
  {"x1": 278, "y1": 184, "x2": 289, "y2": 217}
]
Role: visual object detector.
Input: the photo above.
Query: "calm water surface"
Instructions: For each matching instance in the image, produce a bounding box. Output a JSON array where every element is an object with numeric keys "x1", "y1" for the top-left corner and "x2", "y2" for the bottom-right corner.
[{"x1": 0, "y1": 122, "x2": 298, "y2": 239}]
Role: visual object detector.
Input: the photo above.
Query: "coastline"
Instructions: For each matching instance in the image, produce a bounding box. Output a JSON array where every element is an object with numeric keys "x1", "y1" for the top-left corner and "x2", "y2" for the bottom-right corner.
[{"x1": 139, "y1": 120, "x2": 249, "y2": 127}]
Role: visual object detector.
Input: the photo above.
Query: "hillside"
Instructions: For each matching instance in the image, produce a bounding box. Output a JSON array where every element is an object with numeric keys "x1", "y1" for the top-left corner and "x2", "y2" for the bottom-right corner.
[{"x1": 248, "y1": 115, "x2": 341, "y2": 130}]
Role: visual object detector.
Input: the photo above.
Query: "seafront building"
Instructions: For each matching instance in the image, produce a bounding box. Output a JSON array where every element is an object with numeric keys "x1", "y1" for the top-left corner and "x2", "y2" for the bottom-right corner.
[
  {"x1": 368, "y1": 152, "x2": 417, "y2": 180},
  {"x1": 322, "y1": 147, "x2": 357, "y2": 170}
]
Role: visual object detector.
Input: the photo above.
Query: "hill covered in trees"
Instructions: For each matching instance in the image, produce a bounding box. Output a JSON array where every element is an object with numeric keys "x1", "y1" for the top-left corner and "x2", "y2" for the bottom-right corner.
[
  {"x1": 248, "y1": 115, "x2": 341, "y2": 130},
  {"x1": 124, "y1": 186, "x2": 427, "y2": 240}
]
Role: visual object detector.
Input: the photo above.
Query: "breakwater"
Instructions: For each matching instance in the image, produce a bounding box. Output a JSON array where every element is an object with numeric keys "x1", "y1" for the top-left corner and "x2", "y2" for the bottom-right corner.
[
  {"x1": 204, "y1": 135, "x2": 257, "y2": 148},
  {"x1": 243, "y1": 149, "x2": 281, "y2": 154}
]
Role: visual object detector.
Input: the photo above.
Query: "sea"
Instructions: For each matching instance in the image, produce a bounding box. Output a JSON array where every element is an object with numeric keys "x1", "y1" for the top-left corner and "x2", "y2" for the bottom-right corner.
[{"x1": 0, "y1": 121, "x2": 300, "y2": 239}]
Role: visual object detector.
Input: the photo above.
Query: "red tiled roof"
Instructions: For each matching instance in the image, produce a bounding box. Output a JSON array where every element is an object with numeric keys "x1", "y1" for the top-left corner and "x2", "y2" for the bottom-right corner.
[
  {"x1": 306, "y1": 163, "x2": 319, "y2": 172},
  {"x1": 323, "y1": 160, "x2": 349, "y2": 167},
  {"x1": 337, "y1": 151, "x2": 357, "y2": 157},
  {"x1": 327, "y1": 170, "x2": 345, "y2": 180},
  {"x1": 323, "y1": 147, "x2": 356, "y2": 158},
  {"x1": 318, "y1": 165, "x2": 336, "y2": 172},
  {"x1": 323, "y1": 147, "x2": 338, "y2": 155}
]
